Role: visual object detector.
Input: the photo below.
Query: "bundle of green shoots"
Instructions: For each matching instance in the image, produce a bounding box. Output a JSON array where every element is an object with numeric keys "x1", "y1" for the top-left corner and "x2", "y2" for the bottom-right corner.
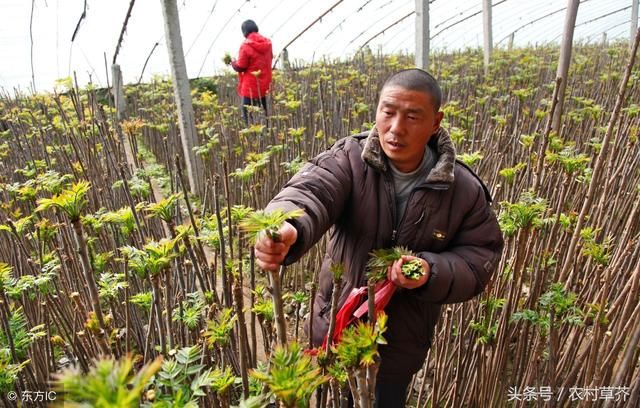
[{"x1": 366, "y1": 246, "x2": 426, "y2": 281}]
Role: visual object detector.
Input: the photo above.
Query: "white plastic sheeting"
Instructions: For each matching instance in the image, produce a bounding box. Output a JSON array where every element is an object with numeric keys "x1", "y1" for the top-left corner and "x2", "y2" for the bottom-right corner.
[{"x1": 0, "y1": 0, "x2": 636, "y2": 91}]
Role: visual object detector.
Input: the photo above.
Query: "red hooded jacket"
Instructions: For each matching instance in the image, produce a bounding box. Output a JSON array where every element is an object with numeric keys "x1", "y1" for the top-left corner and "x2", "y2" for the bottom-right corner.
[{"x1": 231, "y1": 32, "x2": 273, "y2": 99}]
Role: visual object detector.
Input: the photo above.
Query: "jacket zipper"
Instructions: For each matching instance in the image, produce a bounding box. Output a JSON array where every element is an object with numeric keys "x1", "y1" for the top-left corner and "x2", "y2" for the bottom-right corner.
[
  {"x1": 319, "y1": 303, "x2": 331, "y2": 318},
  {"x1": 392, "y1": 189, "x2": 416, "y2": 245},
  {"x1": 385, "y1": 173, "x2": 399, "y2": 245},
  {"x1": 389, "y1": 182, "x2": 447, "y2": 246}
]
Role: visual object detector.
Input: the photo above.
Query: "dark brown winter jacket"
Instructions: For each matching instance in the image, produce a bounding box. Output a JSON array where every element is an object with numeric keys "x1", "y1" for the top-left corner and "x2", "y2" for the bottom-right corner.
[{"x1": 264, "y1": 126, "x2": 504, "y2": 382}]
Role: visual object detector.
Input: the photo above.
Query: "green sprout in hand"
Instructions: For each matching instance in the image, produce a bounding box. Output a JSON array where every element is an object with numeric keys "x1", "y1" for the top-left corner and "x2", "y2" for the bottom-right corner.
[
  {"x1": 239, "y1": 208, "x2": 304, "y2": 243},
  {"x1": 223, "y1": 52, "x2": 232, "y2": 65},
  {"x1": 401, "y1": 259, "x2": 425, "y2": 280},
  {"x1": 367, "y1": 246, "x2": 423, "y2": 281}
]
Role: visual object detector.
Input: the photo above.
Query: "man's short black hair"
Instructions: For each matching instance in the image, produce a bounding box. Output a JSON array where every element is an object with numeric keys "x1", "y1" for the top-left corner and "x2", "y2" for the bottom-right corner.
[
  {"x1": 241, "y1": 20, "x2": 259, "y2": 37},
  {"x1": 381, "y1": 68, "x2": 443, "y2": 112}
]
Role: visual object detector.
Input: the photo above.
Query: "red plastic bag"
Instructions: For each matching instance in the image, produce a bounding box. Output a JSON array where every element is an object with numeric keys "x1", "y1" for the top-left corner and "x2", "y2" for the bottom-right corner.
[
  {"x1": 353, "y1": 280, "x2": 396, "y2": 319},
  {"x1": 321, "y1": 279, "x2": 396, "y2": 350}
]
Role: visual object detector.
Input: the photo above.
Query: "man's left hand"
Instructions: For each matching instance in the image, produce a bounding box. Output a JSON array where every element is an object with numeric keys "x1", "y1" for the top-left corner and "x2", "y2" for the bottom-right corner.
[{"x1": 387, "y1": 255, "x2": 430, "y2": 289}]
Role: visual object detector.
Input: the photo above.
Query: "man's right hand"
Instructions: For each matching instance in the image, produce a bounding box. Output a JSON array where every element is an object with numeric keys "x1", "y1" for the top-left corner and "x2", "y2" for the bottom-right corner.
[{"x1": 254, "y1": 221, "x2": 298, "y2": 271}]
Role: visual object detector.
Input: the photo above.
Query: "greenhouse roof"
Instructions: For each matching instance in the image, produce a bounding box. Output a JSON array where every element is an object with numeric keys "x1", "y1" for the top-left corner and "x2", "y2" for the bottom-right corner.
[{"x1": 0, "y1": 0, "x2": 637, "y2": 91}]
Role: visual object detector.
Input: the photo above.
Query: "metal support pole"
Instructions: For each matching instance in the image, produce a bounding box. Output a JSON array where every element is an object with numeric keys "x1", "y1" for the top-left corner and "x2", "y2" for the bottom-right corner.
[
  {"x1": 483, "y1": 0, "x2": 493, "y2": 76},
  {"x1": 632, "y1": 0, "x2": 639, "y2": 51},
  {"x1": 415, "y1": 0, "x2": 429, "y2": 70},
  {"x1": 160, "y1": 0, "x2": 204, "y2": 195},
  {"x1": 111, "y1": 64, "x2": 126, "y2": 121},
  {"x1": 551, "y1": 0, "x2": 580, "y2": 134}
]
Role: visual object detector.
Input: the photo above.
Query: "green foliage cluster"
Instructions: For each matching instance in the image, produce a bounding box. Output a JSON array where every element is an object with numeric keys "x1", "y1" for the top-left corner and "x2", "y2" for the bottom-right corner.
[
  {"x1": 35, "y1": 180, "x2": 91, "y2": 222},
  {"x1": 230, "y1": 144, "x2": 287, "y2": 181},
  {"x1": 250, "y1": 342, "x2": 327, "y2": 408},
  {"x1": 579, "y1": 227, "x2": 612, "y2": 266},
  {"x1": 499, "y1": 162, "x2": 526, "y2": 185},
  {"x1": 499, "y1": 191, "x2": 549, "y2": 236},
  {"x1": 1, "y1": 256, "x2": 59, "y2": 300},
  {"x1": 147, "y1": 346, "x2": 218, "y2": 407},
  {"x1": 469, "y1": 296, "x2": 506, "y2": 345},
  {"x1": 333, "y1": 313, "x2": 387, "y2": 369},
  {"x1": 205, "y1": 308, "x2": 237, "y2": 349},
  {"x1": 0, "y1": 307, "x2": 45, "y2": 361},
  {"x1": 252, "y1": 289, "x2": 275, "y2": 323},
  {"x1": 99, "y1": 207, "x2": 138, "y2": 237},
  {"x1": 56, "y1": 355, "x2": 161, "y2": 408},
  {"x1": 511, "y1": 283, "x2": 584, "y2": 336},
  {"x1": 458, "y1": 151, "x2": 484, "y2": 167},
  {"x1": 112, "y1": 171, "x2": 152, "y2": 199},
  {"x1": 119, "y1": 238, "x2": 178, "y2": 278},
  {"x1": 546, "y1": 146, "x2": 591, "y2": 176},
  {"x1": 98, "y1": 272, "x2": 128, "y2": 300},
  {"x1": 145, "y1": 193, "x2": 182, "y2": 224},
  {"x1": 173, "y1": 292, "x2": 206, "y2": 330}
]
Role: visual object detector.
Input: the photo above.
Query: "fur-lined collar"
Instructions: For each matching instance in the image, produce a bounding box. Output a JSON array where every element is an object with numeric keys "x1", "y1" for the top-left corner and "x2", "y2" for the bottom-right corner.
[{"x1": 361, "y1": 127, "x2": 456, "y2": 184}]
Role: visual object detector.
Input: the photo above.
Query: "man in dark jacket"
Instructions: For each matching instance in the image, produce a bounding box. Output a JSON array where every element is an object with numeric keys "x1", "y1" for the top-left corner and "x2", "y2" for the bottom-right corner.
[
  {"x1": 228, "y1": 19, "x2": 273, "y2": 124},
  {"x1": 254, "y1": 69, "x2": 504, "y2": 406}
]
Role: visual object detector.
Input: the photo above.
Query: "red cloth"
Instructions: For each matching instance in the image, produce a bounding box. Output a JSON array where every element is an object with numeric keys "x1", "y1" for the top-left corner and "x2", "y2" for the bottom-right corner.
[{"x1": 231, "y1": 32, "x2": 273, "y2": 98}]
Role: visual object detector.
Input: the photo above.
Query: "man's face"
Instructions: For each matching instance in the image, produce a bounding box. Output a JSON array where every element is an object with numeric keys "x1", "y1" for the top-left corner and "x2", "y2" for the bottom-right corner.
[{"x1": 375, "y1": 86, "x2": 444, "y2": 173}]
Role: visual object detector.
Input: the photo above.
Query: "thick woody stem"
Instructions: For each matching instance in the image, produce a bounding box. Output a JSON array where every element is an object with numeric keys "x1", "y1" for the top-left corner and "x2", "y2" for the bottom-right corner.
[
  {"x1": 71, "y1": 219, "x2": 111, "y2": 355},
  {"x1": 346, "y1": 373, "x2": 360, "y2": 408},
  {"x1": 270, "y1": 266, "x2": 288, "y2": 347},
  {"x1": 355, "y1": 367, "x2": 371, "y2": 408},
  {"x1": 325, "y1": 275, "x2": 343, "y2": 352},
  {"x1": 232, "y1": 274, "x2": 250, "y2": 398},
  {"x1": 366, "y1": 361, "x2": 380, "y2": 406},
  {"x1": 367, "y1": 278, "x2": 376, "y2": 324}
]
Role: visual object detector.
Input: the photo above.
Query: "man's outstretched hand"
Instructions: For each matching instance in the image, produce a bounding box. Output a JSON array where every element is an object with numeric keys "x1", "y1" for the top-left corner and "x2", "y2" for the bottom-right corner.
[
  {"x1": 387, "y1": 255, "x2": 430, "y2": 289},
  {"x1": 254, "y1": 221, "x2": 298, "y2": 271}
]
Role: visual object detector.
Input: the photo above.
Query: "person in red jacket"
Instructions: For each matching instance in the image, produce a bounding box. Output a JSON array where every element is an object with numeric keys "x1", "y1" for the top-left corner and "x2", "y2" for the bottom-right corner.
[{"x1": 229, "y1": 20, "x2": 273, "y2": 124}]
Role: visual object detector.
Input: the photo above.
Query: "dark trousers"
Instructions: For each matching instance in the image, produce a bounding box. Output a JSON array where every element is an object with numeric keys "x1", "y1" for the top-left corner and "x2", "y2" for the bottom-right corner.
[
  {"x1": 374, "y1": 379, "x2": 410, "y2": 408},
  {"x1": 241, "y1": 96, "x2": 267, "y2": 124},
  {"x1": 322, "y1": 378, "x2": 409, "y2": 408}
]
